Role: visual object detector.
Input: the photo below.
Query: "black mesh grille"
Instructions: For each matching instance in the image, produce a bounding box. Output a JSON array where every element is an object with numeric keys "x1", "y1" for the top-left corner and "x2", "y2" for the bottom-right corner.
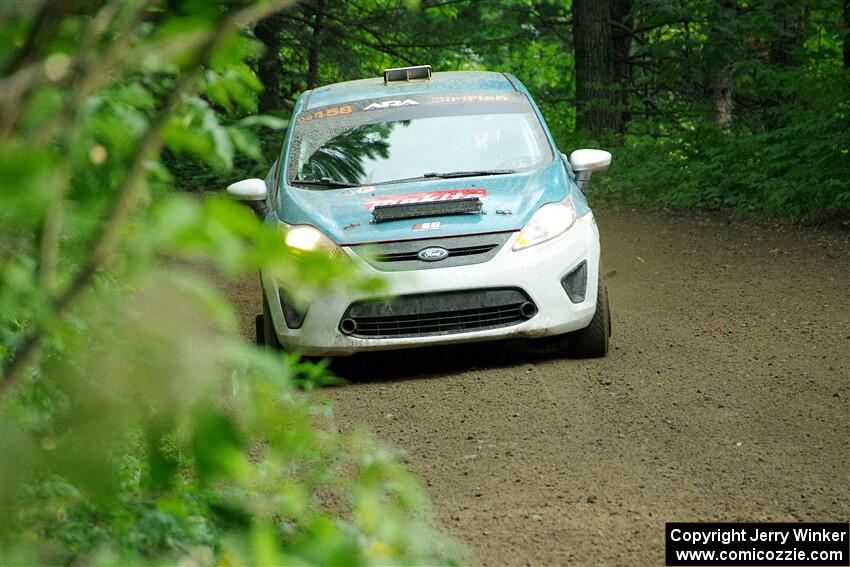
[{"x1": 340, "y1": 288, "x2": 534, "y2": 338}]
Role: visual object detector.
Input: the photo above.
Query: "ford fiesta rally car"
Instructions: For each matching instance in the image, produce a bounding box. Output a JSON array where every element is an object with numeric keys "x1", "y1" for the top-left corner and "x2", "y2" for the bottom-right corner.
[{"x1": 227, "y1": 66, "x2": 612, "y2": 358}]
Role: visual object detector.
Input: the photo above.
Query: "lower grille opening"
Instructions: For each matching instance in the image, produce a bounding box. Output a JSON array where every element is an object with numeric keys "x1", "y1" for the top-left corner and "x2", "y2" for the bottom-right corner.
[{"x1": 340, "y1": 288, "x2": 535, "y2": 338}]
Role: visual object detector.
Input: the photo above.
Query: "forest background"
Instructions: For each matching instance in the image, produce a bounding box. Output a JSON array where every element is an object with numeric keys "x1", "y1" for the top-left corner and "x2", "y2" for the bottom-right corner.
[{"x1": 1, "y1": 1, "x2": 847, "y2": 565}]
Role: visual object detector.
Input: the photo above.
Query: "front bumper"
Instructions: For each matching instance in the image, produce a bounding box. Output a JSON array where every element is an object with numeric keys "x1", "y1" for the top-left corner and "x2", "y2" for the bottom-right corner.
[{"x1": 262, "y1": 214, "x2": 601, "y2": 356}]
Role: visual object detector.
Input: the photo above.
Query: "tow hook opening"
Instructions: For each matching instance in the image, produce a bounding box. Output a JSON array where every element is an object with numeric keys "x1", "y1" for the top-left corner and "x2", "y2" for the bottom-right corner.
[
  {"x1": 520, "y1": 302, "x2": 538, "y2": 319},
  {"x1": 340, "y1": 318, "x2": 358, "y2": 335}
]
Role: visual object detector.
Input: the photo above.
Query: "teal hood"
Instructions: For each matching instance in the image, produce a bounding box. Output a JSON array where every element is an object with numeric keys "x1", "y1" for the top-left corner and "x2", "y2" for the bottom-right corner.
[{"x1": 277, "y1": 160, "x2": 574, "y2": 245}]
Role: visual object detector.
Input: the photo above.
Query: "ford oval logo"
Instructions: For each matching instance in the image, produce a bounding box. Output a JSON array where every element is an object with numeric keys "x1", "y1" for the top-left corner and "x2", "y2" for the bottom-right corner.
[{"x1": 417, "y1": 246, "x2": 449, "y2": 262}]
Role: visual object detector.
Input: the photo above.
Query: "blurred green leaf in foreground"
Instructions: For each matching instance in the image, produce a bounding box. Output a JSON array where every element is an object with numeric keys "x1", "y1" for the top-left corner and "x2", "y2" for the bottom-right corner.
[{"x1": 0, "y1": 2, "x2": 462, "y2": 565}]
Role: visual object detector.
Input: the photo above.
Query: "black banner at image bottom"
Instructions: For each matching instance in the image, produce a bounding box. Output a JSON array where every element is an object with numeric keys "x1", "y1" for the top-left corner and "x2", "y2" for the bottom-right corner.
[{"x1": 666, "y1": 523, "x2": 849, "y2": 566}]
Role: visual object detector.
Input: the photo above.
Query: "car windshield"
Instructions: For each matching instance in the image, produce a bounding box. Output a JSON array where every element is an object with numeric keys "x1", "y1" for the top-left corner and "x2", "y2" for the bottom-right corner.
[{"x1": 286, "y1": 92, "x2": 553, "y2": 187}]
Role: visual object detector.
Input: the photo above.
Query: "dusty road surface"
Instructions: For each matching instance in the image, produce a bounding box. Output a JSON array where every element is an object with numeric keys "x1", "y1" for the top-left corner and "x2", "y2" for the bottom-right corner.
[{"x1": 225, "y1": 207, "x2": 849, "y2": 566}]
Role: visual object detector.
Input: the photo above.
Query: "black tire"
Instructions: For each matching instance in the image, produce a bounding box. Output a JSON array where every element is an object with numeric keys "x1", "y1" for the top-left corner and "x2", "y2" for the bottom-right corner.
[
  {"x1": 254, "y1": 314, "x2": 264, "y2": 346},
  {"x1": 257, "y1": 294, "x2": 283, "y2": 351},
  {"x1": 565, "y1": 273, "x2": 611, "y2": 359}
]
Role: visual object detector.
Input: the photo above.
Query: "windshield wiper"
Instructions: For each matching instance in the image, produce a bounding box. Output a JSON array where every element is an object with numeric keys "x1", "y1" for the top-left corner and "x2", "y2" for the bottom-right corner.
[
  {"x1": 422, "y1": 169, "x2": 515, "y2": 179},
  {"x1": 290, "y1": 177, "x2": 357, "y2": 188},
  {"x1": 364, "y1": 168, "x2": 519, "y2": 187}
]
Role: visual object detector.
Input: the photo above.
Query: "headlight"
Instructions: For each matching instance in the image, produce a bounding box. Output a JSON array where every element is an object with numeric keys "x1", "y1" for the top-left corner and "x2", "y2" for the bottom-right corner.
[
  {"x1": 513, "y1": 199, "x2": 577, "y2": 251},
  {"x1": 286, "y1": 225, "x2": 326, "y2": 251},
  {"x1": 283, "y1": 224, "x2": 341, "y2": 254}
]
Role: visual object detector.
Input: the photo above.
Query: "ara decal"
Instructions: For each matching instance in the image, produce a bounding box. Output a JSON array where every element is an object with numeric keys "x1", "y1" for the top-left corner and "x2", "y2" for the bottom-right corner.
[
  {"x1": 363, "y1": 188, "x2": 487, "y2": 211},
  {"x1": 363, "y1": 99, "x2": 420, "y2": 111}
]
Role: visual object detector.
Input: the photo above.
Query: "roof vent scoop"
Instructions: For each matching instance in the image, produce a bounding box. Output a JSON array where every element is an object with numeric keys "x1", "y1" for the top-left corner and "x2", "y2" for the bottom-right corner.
[{"x1": 384, "y1": 65, "x2": 432, "y2": 84}]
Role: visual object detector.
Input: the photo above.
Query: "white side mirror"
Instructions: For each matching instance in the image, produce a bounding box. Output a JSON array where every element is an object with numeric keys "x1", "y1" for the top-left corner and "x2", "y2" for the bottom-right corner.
[
  {"x1": 226, "y1": 178, "x2": 267, "y2": 201},
  {"x1": 569, "y1": 149, "x2": 612, "y2": 173}
]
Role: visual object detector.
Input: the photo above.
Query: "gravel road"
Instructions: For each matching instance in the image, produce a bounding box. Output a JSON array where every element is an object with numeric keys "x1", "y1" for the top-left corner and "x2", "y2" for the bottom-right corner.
[{"x1": 226, "y1": 207, "x2": 849, "y2": 566}]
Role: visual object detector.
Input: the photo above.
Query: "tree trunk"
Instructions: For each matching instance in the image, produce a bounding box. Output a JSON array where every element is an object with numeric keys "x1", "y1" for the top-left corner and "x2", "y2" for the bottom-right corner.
[
  {"x1": 713, "y1": 71, "x2": 734, "y2": 130},
  {"x1": 305, "y1": 0, "x2": 327, "y2": 90},
  {"x1": 844, "y1": 0, "x2": 850, "y2": 69},
  {"x1": 769, "y1": 2, "x2": 808, "y2": 68},
  {"x1": 710, "y1": 0, "x2": 738, "y2": 131},
  {"x1": 572, "y1": 0, "x2": 620, "y2": 136},
  {"x1": 255, "y1": 13, "x2": 285, "y2": 113},
  {"x1": 609, "y1": 0, "x2": 634, "y2": 133}
]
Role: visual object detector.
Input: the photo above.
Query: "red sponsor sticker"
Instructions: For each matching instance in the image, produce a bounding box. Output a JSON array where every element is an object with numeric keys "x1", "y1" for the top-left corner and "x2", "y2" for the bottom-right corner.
[
  {"x1": 364, "y1": 188, "x2": 486, "y2": 211},
  {"x1": 412, "y1": 222, "x2": 441, "y2": 231}
]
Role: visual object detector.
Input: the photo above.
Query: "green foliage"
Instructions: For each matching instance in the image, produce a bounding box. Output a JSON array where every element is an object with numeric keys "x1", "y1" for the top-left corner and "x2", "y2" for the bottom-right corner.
[
  {"x1": 1, "y1": 2, "x2": 462, "y2": 565},
  {"x1": 590, "y1": 0, "x2": 850, "y2": 217},
  {"x1": 593, "y1": 66, "x2": 850, "y2": 216}
]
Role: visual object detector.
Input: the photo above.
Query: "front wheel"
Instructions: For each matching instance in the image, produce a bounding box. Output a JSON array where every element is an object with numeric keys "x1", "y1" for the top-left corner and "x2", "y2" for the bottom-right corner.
[
  {"x1": 256, "y1": 294, "x2": 283, "y2": 350},
  {"x1": 565, "y1": 273, "x2": 611, "y2": 358}
]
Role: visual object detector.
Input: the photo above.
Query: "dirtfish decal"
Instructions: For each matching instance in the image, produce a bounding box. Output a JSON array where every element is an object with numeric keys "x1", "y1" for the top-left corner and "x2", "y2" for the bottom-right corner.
[
  {"x1": 364, "y1": 188, "x2": 487, "y2": 211},
  {"x1": 363, "y1": 99, "x2": 420, "y2": 111}
]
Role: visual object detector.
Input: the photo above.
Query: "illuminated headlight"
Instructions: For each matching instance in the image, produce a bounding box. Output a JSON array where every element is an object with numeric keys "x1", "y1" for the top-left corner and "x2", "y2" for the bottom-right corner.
[
  {"x1": 284, "y1": 225, "x2": 337, "y2": 251},
  {"x1": 513, "y1": 198, "x2": 577, "y2": 251}
]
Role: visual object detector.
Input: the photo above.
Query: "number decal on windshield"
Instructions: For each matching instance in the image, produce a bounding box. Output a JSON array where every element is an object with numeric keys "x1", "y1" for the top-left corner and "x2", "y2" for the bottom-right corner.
[{"x1": 296, "y1": 105, "x2": 352, "y2": 124}]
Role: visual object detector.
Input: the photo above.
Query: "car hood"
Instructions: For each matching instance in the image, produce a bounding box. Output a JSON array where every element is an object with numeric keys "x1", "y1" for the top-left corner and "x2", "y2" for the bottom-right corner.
[{"x1": 277, "y1": 160, "x2": 570, "y2": 245}]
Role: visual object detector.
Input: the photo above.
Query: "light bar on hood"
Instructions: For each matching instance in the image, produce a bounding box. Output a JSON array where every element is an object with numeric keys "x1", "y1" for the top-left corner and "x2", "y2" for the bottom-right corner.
[{"x1": 371, "y1": 197, "x2": 482, "y2": 223}]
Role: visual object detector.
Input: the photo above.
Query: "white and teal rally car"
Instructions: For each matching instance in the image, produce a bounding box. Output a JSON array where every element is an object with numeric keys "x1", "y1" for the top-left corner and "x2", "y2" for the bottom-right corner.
[{"x1": 227, "y1": 66, "x2": 612, "y2": 358}]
